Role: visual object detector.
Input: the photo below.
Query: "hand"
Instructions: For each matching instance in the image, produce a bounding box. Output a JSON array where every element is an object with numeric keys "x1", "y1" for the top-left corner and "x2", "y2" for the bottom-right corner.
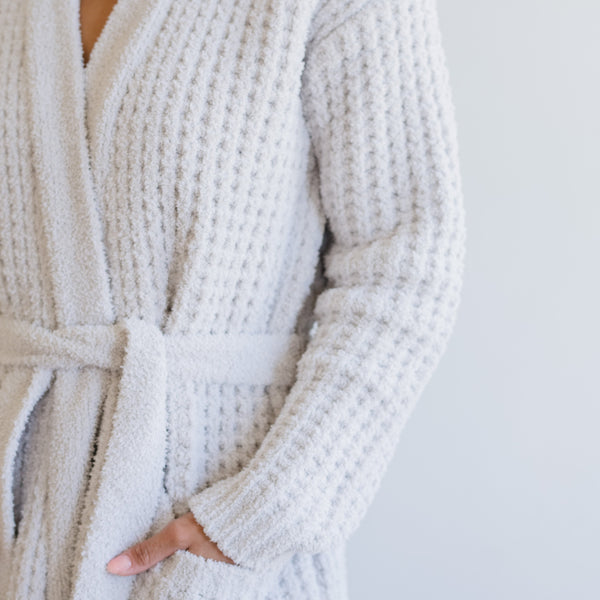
[{"x1": 105, "y1": 511, "x2": 236, "y2": 576}]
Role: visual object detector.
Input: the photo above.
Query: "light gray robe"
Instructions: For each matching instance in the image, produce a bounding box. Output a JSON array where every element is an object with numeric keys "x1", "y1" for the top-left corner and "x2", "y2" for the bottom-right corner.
[{"x1": 0, "y1": 0, "x2": 466, "y2": 598}]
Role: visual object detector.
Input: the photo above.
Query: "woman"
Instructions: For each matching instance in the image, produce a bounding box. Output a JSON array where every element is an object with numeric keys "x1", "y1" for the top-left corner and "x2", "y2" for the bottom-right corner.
[{"x1": 0, "y1": 0, "x2": 466, "y2": 598}]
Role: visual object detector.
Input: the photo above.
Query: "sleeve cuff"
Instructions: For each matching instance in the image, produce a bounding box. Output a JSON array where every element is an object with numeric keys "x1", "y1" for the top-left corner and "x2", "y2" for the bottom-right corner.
[{"x1": 186, "y1": 468, "x2": 296, "y2": 574}]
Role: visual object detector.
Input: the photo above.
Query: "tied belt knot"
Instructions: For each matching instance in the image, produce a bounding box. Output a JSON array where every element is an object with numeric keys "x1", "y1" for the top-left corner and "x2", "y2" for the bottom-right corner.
[{"x1": 0, "y1": 315, "x2": 303, "y2": 596}]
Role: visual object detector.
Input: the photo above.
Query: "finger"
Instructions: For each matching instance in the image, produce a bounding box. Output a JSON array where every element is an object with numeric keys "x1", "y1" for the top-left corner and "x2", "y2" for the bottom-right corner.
[
  {"x1": 106, "y1": 521, "x2": 181, "y2": 576},
  {"x1": 180, "y1": 512, "x2": 235, "y2": 564},
  {"x1": 186, "y1": 538, "x2": 236, "y2": 564}
]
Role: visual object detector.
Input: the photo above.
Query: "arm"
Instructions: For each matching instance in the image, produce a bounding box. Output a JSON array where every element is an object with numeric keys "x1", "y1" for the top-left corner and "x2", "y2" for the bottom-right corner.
[{"x1": 188, "y1": 0, "x2": 466, "y2": 575}]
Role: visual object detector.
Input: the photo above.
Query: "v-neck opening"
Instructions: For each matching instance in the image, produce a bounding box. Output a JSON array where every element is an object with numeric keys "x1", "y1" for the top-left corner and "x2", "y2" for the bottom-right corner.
[{"x1": 76, "y1": 0, "x2": 126, "y2": 77}]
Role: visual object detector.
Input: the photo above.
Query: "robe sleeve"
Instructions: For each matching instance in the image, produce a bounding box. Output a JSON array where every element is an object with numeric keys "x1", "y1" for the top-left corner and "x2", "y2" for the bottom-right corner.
[{"x1": 187, "y1": 0, "x2": 466, "y2": 578}]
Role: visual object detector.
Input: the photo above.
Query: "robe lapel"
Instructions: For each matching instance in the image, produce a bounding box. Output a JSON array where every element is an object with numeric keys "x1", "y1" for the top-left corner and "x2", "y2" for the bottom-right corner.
[
  {"x1": 23, "y1": 0, "x2": 114, "y2": 328},
  {"x1": 23, "y1": 0, "x2": 172, "y2": 327}
]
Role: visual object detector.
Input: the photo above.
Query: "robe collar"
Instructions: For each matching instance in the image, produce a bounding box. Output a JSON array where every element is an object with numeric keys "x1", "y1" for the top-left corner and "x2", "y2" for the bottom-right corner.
[{"x1": 22, "y1": 0, "x2": 170, "y2": 328}]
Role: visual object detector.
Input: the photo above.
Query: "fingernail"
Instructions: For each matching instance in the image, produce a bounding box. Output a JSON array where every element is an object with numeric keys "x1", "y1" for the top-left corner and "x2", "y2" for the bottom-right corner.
[{"x1": 106, "y1": 553, "x2": 132, "y2": 574}]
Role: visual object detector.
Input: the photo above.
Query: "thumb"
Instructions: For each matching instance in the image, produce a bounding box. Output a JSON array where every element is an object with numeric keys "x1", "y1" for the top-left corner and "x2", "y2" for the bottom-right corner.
[{"x1": 106, "y1": 524, "x2": 179, "y2": 576}]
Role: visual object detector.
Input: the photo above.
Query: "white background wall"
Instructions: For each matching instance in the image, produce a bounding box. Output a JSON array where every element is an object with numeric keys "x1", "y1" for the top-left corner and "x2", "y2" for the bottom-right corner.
[{"x1": 347, "y1": 1, "x2": 600, "y2": 598}]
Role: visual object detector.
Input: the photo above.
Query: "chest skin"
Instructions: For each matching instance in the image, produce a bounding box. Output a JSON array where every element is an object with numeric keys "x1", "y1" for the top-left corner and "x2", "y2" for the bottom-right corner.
[{"x1": 79, "y1": 0, "x2": 119, "y2": 66}]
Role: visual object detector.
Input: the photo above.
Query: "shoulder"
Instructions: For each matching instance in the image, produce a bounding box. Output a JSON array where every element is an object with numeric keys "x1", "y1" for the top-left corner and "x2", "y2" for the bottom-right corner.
[
  {"x1": 306, "y1": 0, "x2": 430, "y2": 48},
  {"x1": 307, "y1": 0, "x2": 375, "y2": 44}
]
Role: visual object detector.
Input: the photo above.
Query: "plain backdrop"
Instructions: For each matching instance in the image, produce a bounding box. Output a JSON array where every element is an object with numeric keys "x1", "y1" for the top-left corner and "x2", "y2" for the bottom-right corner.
[{"x1": 347, "y1": 1, "x2": 600, "y2": 598}]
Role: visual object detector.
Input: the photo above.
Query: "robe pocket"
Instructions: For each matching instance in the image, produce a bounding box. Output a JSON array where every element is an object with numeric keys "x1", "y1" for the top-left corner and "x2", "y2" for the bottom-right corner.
[{"x1": 128, "y1": 548, "x2": 265, "y2": 600}]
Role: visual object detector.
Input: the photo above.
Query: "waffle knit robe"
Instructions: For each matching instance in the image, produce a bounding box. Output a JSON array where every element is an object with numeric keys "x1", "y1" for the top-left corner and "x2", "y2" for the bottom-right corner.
[{"x1": 0, "y1": 0, "x2": 466, "y2": 598}]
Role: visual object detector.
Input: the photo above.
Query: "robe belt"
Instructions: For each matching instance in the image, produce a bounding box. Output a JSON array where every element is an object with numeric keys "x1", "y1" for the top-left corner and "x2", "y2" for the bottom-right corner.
[{"x1": 0, "y1": 314, "x2": 304, "y2": 595}]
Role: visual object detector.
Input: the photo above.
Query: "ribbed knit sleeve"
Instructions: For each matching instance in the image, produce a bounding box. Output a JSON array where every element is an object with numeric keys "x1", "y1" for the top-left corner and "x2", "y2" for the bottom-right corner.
[{"x1": 187, "y1": 0, "x2": 466, "y2": 580}]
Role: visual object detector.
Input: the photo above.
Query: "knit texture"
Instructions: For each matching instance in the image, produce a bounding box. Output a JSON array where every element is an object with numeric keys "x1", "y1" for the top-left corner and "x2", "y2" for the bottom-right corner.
[{"x1": 0, "y1": 0, "x2": 466, "y2": 598}]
